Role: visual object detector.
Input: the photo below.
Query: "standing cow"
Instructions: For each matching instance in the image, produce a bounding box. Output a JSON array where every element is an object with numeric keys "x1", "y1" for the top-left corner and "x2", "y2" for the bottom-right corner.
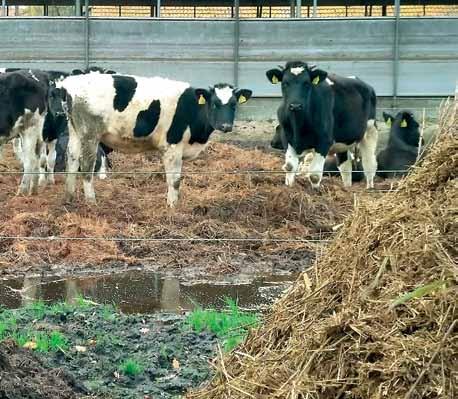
[
  {"x1": 266, "y1": 61, "x2": 378, "y2": 189},
  {"x1": 377, "y1": 111, "x2": 423, "y2": 178},
  {"x1": 0, "y1": 71, "x2": 48, "y2": 195},
  {"x1": 56, "y1": 74, "x2": 252, "y2": 206}
]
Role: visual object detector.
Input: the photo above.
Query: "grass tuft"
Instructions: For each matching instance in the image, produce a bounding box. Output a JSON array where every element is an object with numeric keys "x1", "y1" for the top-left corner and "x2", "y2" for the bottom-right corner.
[
  {"x1": 120, "y1": 358, "x2": 144, "y2": 377},
  {"x1": 185, "y1": 297, "x2": 258, "y2": 352}
]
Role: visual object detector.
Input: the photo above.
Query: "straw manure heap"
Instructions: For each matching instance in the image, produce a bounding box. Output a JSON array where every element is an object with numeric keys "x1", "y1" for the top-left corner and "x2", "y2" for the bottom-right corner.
[{"x1": 189, "y1": 100, "x2": 457, "y2": 398}]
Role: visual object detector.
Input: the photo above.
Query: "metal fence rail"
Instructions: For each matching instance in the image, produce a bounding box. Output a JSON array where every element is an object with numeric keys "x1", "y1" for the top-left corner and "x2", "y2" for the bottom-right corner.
[{"x1": 0, "y1": 15, "x2": 457, "y2": 98}]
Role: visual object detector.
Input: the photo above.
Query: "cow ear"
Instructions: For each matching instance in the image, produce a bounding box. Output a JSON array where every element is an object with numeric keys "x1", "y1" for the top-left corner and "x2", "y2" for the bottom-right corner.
[
  {"x1": 235, "y1": 89, "x2": 252, "y2": 104},
  {"x1": 71, "y1": 69, "x2": 84, "y2": 75},
  {"x1": 266, "y1": 69, "x2": 283, "y2": 84},
  {"x1": 383, "y1": 112, "x2": 394, "y2": 127},
  {"x1": 309, "y1": 69, "x2": 327, "y2": 85},
  {"x1": 105, "y1": 70, "x2": 116, "y2": 74},
  {"x1": 195, "y1": 88, "x2": 211, "y2": 105}
]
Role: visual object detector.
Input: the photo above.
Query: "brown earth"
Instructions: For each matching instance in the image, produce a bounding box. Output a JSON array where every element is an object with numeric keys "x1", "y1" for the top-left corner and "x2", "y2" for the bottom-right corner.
[
  {"x1": 0, "y1": 136, "x2": 380, "y2": 279},
  {"x1": 0, "y1": 340, "x2": 89, "y2": 399}
]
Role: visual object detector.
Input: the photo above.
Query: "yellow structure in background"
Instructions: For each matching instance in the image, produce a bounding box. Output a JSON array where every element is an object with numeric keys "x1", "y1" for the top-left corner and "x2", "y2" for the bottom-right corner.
[{"x1": 89, "y1": 5, "x2": 458, "y2": 18}]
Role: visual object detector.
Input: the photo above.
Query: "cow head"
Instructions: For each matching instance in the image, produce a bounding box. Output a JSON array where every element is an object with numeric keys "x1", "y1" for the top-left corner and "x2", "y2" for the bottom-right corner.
[
  {"x1": 47, "y1": 85, "x2": 71, "y2": 124},
  {"x1": 195, "y1": 84, "x2": 252, "y2": 133},
  {"x1": 383, "y1": 110, "x2": 422, "y2": 147},
  {"x1": 266, "y1": 61, "x2": 328, "y2": 113}
]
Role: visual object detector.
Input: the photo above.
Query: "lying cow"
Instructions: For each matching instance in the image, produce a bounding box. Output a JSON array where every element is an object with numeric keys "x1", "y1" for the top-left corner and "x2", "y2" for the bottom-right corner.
[
  {"x1": 266, "y1": 62, "x2": 378, "y2": 189},
  {"x1": 56, "y1": 74, "x2": 252, "y2": 206},
  {"x1": 0, "y1": 71, "x2": 48, "y2": 194},
  {"x1": 377, "y1": 111, "x2": 423, "y2": 179}
]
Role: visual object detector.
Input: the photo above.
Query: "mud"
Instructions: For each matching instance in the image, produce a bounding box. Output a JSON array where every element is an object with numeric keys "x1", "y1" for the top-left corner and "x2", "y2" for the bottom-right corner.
[
  {"x1": 0, "y1": 340, "x2": 88, "y2": 399},
  {"x1": 1, "y1": 303, "x2": 223, "y2": 399}
]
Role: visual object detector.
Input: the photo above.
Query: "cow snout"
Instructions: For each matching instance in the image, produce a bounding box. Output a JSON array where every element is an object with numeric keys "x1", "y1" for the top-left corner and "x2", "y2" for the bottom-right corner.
[
  {"x1": 288, "y1": 103, "x2": 303, "y2": 112},
  {"x1": 220, "y1": 123, "x2": 233, "y2": 133}
]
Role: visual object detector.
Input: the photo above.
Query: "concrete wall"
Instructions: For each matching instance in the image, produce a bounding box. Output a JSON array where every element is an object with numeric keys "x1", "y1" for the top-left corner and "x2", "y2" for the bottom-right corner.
[{"x1": 0, "y1": 16, "x2": 457, "y2": 118}]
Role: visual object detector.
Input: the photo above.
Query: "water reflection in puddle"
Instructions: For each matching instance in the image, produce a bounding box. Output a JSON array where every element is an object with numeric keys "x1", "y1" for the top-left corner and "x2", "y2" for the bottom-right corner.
[{"x1": 0, "y1": 271, "x2": 296, "y2": 313}]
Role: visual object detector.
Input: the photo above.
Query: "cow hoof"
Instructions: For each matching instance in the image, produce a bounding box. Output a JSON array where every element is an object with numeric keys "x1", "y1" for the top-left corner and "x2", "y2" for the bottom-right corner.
[{"x1": 309, "y1": 174, "x2": 321, "y2": 185}]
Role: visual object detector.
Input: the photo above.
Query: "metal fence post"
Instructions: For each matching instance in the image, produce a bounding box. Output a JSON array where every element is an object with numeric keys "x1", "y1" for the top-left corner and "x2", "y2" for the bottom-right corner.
[
  {"x1": 156, "y1": 0, "x2": 161, "y2": 18},
  {"x1": 234, "y1": 0, "x2": 240, "y2": 87},
  {"x1": 1, "y1": 0, "x2": 6, "y2": 17},
  {"x1": 393, "y1": 0, "x2": 401, "y2": 107},
  {"x1": 296, "y1": 0, "x2": 301, "y2": 18},
  {"x1": 313, "y1": 0, "x2": 317, "y2": 17},
  {"x1": 84, "y1": 0, "x2": 90, "y2": 69},
  {"x1": 75, "y1": 0, "x2": 81, "y2": 16}
]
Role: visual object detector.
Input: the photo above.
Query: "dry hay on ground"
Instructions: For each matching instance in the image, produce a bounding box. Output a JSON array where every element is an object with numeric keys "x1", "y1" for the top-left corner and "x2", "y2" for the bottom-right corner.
[
  {"x1": 188, "y1": 99, "x2": 457, "y2": 398},
  {"x1": 0, "y1": 142, "x2": 359, "y2": 275}
]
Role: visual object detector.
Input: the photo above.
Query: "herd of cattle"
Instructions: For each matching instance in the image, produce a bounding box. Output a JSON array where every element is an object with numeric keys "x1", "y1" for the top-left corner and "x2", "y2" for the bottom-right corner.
[{"x1": 0, "y1": 62, "x2": 424, "y2": 207}]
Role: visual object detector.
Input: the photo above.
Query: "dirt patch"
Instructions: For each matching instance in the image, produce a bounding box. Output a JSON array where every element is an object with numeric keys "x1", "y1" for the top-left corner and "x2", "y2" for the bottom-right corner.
[
  {"x1": 0, "y1": 340, "x2": 87, "y2": 399},
  {"x1": 1, "y1": 303, "x2": 219, "y2": 399},
  {"x1": 0, "y1": 138, "x2": 368, "y2": 279}
]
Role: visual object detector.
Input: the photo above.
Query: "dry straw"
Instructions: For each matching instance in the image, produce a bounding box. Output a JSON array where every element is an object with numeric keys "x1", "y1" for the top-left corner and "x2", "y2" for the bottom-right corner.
[{"x1": 188, "y1": 98, "x2": 457, "y2": 399}]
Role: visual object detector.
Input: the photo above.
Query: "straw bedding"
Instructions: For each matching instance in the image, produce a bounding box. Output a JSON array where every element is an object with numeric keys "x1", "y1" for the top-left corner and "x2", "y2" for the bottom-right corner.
[
  {"x1": 188, "y1": 100, "x2": 457, "y2": 398},
  {"x1": 0, "y1": 140, "x2": 357, "y2": 274}
]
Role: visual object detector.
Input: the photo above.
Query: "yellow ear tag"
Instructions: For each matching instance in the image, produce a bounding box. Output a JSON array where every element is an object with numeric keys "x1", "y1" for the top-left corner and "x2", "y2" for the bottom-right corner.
[
  {"x1": 312, "y1": 76, "x2": 320, "y2": 85},
  {"x1": 271, "y1": 75, "x2": 279, "y2": 84},
  {"x1": 238, "y1": 95, "x2": 247, "y2": 104},
  {"x1": 198, "y1": 95, "x2": 206, "y2": 105},
  {"x1": 400, "y1": 119, "x2": 407, "y2": 128},
  {"x1": 386, "y1": 119, "x2": 392, "y2": 128}
]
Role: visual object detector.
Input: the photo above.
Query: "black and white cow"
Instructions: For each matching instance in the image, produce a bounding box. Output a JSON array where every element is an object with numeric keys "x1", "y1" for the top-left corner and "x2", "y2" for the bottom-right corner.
[
  {"x1": 0, "y1": 71, "x2": 48, "y2": 194},
  {"x1": 377, "y1": 111, "x2": 422, "y2": 179},
  {"x1": 1, "y1": 68, "x2": 69, "y2": 185},
  {"x1": 266, "y1": 62, "x2": 378, "y2": 189},
  {"x1": 56, "y1": 74, "x2": 252, "y2": 206},
  {"x1": 54, "y1": 132, "x2": 113, "y2": 179},
  {"x1": 2, "y1": 67, "x2": 115, "y2": 183}
]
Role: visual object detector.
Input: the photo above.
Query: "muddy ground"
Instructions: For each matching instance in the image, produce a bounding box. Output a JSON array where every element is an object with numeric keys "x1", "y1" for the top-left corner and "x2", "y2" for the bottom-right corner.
[
  {"x1": 0, "y1": 120, "x2": 436, "y2": 281},
  {"x1": 0, "y1": 302, "x2": 219, "y2": 399}
]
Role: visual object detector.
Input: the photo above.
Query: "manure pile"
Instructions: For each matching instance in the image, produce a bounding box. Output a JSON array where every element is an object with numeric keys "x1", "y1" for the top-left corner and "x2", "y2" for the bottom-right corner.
[{"x1": 188, "y1": 100, "x2": 457, "y2": 398}]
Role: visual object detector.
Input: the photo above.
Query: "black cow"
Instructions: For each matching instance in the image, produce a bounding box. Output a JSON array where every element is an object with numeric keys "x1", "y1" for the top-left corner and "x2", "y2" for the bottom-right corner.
[
  {"x1": 266, "y1": 61, "x2": 378, "y2": 189},
  {"x1": 377, "y1": 111, "x2": 423, "y2": 178},
  {"x1": 56, "y1": 73, "x2": 252, "y2": 206},
  {"x1": 0, "y1": 71, "x2": 48, "y2": 194}
]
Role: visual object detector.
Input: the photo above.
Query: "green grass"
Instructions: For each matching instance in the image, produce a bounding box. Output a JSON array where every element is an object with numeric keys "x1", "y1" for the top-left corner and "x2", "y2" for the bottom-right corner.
[
  {"x1": 185, "y1": 297, "x2": 258, "y2": 352},
  {"x1": 119, "y1": 358, "x2": 144, "y2": 377}
]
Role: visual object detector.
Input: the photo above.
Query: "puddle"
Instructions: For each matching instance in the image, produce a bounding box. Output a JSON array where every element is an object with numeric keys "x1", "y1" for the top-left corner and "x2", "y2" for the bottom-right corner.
[{"x1": 0, "y1": 271, "x2": 296, "y2": 313}]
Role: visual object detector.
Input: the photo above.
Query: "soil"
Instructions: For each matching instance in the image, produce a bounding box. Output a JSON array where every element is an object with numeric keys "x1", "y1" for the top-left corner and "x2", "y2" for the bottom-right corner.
[
  {"x1": 0, "y1": 121, "x2": 365, "y2": 281},
  {"x1": 0, "y1": 340, "x2": 88, "y2": 399},
  {"x1": 2, "y1": 304, "x2": 219, "y2": 399}
]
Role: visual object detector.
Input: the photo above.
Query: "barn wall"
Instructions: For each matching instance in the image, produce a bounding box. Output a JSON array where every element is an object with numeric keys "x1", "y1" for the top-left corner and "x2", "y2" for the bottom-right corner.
[{"x1": 0, "y1": 17, "x2": 457, "y2": 97}]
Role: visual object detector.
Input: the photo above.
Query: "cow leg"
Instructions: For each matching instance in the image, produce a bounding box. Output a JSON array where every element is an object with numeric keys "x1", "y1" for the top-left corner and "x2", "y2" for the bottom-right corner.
[
  {"x1": 359, "y1": 119, "x2": 378, "y2": 189},
  {"x1": 283, "y1": 144, "x2": 300, "y2": 186},
  {"x1": 97, "y1": 154, "x2": 108, "y2": 180},
  {"x1": 308, "y1": 151, "x2": 327, "y2": 189},
  {"x1": 46, "y1": 139, "x2": 57, "y2": 184},
  {"x1": 337, "y1": 151, "x2": 353, "y2": 188},
  {"x1": 38, "y1": 142, "x2": 48, "y2": 187},
  {"x1": 12, "y1": 137, "x2": 24, "y2": 164},
  {"x1": 162, "y1": 145, "x2": 183, "y2": 208},
  {"x1": 65, "y1": 125, "x2": 81, "y2": 202},
  {"x1": 18, "y1": 130, "x2": 42, "y2": 195},
  {"x1": 80, "y1": 140, "x2": 99, "y2": 204}
]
